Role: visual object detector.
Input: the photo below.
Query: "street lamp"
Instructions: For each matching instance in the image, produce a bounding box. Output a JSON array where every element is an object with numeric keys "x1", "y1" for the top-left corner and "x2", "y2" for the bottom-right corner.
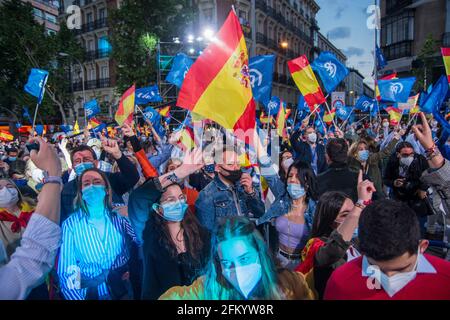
[
  {"x1": 203, "y1": 28, "x2": 214, "y2": 41},
  {"x1": 280, "y1": 41, "x2": 288, "y2": 49},
  {"x1": 59, "y1": 52, "x2": 86, "y2": 125}
]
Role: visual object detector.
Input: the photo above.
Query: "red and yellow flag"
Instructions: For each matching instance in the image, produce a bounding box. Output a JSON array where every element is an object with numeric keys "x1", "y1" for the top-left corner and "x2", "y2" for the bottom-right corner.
[
  {"x1": 288, "y1": 55, "x2": 325, "y2": 111},
  {"x1": 276, "y1": 102, "x2": 290, "y2": 139},
  {"x1": 323, "y1": 108, "x2": 336, "y2": 125},
  {"x1": 385, "y1": 106, "x2": 402, "y2": 125},
  {"x1": 88, "y1": 117, "x2": 101, "y2": 129},
  {"x1": 158, "y1": 106, "x2": 171, "y2": 117},
  {"x1": 376, "y1": 73, "x2": 397, "y2": 101},
  {"x1": 441, "y1": 48, "x2": 450, "y2": 84},
  {"x1": 177, "y1": 11, "x2": 255, "y2": 133},
  {"x1": 0, "y1": 130, "x2": 13, "y2": 141},
  {"x1": 115, "y1": 84, "x2": 135, "y2": 126},
  {"x1": 177, "y1": 127, "x2": 195, "y2": 152}
]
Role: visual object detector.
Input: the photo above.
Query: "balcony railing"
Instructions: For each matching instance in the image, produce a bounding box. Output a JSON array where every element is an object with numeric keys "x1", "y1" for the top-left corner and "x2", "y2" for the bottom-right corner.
[
  {"x1": 85, "y1": 49, "x2": 111, "y2": 61},
  {"x1": 256, "y1": 32, "x2": 268, "y2": 46},
  {"x1": 71, "y1": 78, "x2": 111, "y2": 92},
  {"x1": 386, "y1": 0, "x2": 413, "y2": 14},
  {"x1": 72, "y1": 18, "x2": 108, "y2": 35},
  {"x1": 382, "y1": 40, "x2": 413, "y2": 61}
]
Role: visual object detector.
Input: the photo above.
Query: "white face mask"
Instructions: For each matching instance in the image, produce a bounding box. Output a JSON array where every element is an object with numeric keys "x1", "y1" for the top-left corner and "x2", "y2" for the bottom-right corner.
[
  {"x1": 222, "y1": 262, "x2": 262, "y2": 299},
  {"x1": 400, "y1": 156, "x2": 414, "y2": 167},
  {"x1": 307, "y1": 132, "x2": 317, "y2": 144},
  {"x1": 383, "y1": 122, "x2": 389, "y2": 128},
  {"x1": 0, "y1": 187, "x2": 19, "y2": 208},
  {"x1": 379, "y1": 249, "x2": 420, "y2": 297}
]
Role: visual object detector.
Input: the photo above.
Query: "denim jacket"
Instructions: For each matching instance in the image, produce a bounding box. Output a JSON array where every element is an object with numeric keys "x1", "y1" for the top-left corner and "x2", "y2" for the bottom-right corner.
[
  {"x1": 256, "y1": 155, "x2": 316, "y2": 228},
  {"x1": 195, "y1": 175, "x2": 265, "y2": 232}
]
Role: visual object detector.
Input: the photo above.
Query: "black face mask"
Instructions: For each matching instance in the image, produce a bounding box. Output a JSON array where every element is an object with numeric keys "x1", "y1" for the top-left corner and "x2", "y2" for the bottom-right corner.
[{"x1": 220, "y1": 167, "x2": 242, "y2": 183}]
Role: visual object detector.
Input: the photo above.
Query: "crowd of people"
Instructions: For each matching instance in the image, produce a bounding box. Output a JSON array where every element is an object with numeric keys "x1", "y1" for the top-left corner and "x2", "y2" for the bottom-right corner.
[{"x1": 0, "y1": 111, "x2": 449, "y2": 300}]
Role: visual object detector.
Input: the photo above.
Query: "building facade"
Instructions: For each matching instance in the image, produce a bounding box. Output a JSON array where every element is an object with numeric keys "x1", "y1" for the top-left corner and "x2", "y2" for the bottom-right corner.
[
  {"x1": 344, "y1": 68, "x2": 365, "y2": 106},
  {"x1": 380, "y1": 0, "x2": 448, "y2": 81},
  {"x1": 24, "y1": 0, "x2": 60, "y2": 35},
  {"x1": 197, "y1": 0, "x2": 346, "y2": 108},
  {"x1": 59, "y1": 0, "x2": 118, "y2": 123}
]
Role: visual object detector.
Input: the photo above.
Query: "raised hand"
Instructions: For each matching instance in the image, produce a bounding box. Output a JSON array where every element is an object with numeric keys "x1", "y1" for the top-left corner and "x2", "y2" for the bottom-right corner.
[
  {"x1": 357, "y1": 170, "x2": 376, "y2": 202},
  {"x1": 100, "y1": 136, "x2": 122, "y2": 160},
  {"x1": 121, "y1": 123, "x2": 135, "y2": 138},
  {"x1": 412, "y1": 112, "x2": 434, "y2": 150}
]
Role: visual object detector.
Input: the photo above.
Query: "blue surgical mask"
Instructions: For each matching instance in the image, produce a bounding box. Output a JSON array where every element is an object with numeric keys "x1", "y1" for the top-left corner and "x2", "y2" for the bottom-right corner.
[
  {"x1": 204, "y1": 164, "x2": 215, "y2": 174},
  {"x1": 82, "y1": 184, "x2": 106, "y2": 208},
  {"x1": 358, "y1": 150, "x2": 370, "y2": 162},
  {"x1": 8, "y1": 157, "x2": 17, "y2": 162},
  {"x1": 287, "y1": 183, "x2": 306, "y2": 200},
  {"x1": 75, "y1": 162, "x2": 94, "y2": 176},
  {"x1": 222, "y1": 261, "x2": 262, "y2": 299},
  {"x1": 154, "y1": 199, "x2": 188, "y2": 222}
]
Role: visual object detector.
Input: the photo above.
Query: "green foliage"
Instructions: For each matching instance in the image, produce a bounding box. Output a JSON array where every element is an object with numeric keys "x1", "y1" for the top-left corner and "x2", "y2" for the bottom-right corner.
[
  {"x1": 0, "y1": 0, "x2": 83, "y2": 123},
  {"x1": 413, "y1": 34, "x2": 437, "y2": 91},
  {"x1": 109, "y1": 0, "x2": 194, "y2": 93}
]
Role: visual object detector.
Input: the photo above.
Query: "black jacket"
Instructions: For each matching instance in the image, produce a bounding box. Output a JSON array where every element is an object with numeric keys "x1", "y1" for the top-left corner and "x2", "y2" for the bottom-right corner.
[
  {"x1": 317, "y1": 163, "x2": 359, "y2": 202},
  {"x1": 290, "y1": 130, "x2": 327, "y2": 174},
  {"x1": 60, "y1": 154, "x2": 140, "y2": 223}
]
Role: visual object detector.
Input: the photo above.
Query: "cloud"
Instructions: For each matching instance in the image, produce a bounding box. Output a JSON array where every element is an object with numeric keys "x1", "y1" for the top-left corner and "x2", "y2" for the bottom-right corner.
[
  {"x1": 335, "y1": 5, "x2": 348, "y2": 19},
  {"x1": 327, "y1": 27, "x2": 351, "y2": 40},
  {"x1": 342, "y1": 47, "x2": 365, "y2": 57}
]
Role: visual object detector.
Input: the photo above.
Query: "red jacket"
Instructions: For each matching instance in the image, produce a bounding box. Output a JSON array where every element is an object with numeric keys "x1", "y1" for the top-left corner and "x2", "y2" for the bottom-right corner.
[{"x1": 324, "y1": 254, "x2": 450, "y2": 300}]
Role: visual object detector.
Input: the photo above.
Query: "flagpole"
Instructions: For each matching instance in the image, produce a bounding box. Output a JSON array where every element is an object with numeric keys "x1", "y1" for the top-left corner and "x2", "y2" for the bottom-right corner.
[
  {"x1": 324, "y1": 100, "x2": 338, "y2": 128},
  {"x1": 339, "y1": 107, "x2": 355, "y2": 130},
  {"x1": 31, "y1": 102, "x2": 40, "y2": 136}
]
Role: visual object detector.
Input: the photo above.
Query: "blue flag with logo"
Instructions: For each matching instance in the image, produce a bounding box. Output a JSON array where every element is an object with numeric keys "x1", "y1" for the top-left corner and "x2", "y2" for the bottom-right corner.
[
  {"x1": 35, "y1": 125, "x2": 44, "y2": 136},
  {"x1": 297, "y1": 94, "x2": 310, "y2": 112},
  {"x1": 166, "y1": 53, "x2": 193, "y2": 88},
  {"x1": 143, "y1": 106, "x2": 161, "y2": 125},
  {"x1": 355, "y1": 95, "x2": 375, "y2": 112},
  {"x1": 249, "y1": 55, "x2": 275, "y2": 106},
  {"x1": 421, "y1": 75, "x2": 448, "y2": 115},
  {"x1": 336, "y1": 106, "x2": 353, "y2": 121},
  {"x1": 265, "y1": 96, "x2": 281, "y2": 116},
  {"x1": 24, "y1": 69, "x2": 48, "y2": 104},
  {"x1": 377, "y1": 77, "x2": 416, "y2": 103},
  {"x1": 135, "y1": 86, "x2": 163, "y2": 105},
  {"x1": 60, "y1": 125, "x2": 72, "y2": 134},
  {"x1": 311, "y1": 51, "x2": 349, "y2": 93},
  {"x1": 84, "y1": 99, "x2": 100, "y2": 119},
  {"x1": 376, "y1": 45, "x2": 387, "y2": 70}
]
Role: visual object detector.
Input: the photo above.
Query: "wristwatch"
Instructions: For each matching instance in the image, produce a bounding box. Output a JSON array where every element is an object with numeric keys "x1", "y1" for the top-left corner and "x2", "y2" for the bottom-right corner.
[{"x1": 42, "y1": 171, "x2": 63, "y2": 186}]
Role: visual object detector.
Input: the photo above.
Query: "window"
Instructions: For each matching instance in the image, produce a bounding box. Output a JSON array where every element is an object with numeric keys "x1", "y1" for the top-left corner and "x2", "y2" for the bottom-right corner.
[
  {"x1": 45, "y1": 13, "x2": 57, "y2": 24},
  {"x1": 98, "y1": 8, "x2": 106, "y2": 20},
  {"x1": 88, "y1": 39, "x2": 94, "y2": 51},
  {"x1": 89, "y1": 69, "x2": 95, "y2": 81},
  {"x1": 33, "y1": 8, "x2": 43, "y2": 18},
  {"x1": 382, "y1": 11, "x2": 414, "y2": 46},
  {"x1": 86, "y1": 12, "x2": 93, "y2": 23},
  {"x1": 100, "y1": 65, "x2": 108, "y2": 79}
]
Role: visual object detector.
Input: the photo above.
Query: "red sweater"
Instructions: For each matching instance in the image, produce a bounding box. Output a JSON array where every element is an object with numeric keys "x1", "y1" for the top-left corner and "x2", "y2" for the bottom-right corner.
[{"x1": 324, "y1": 255, "x2": 450, "y2": 300}]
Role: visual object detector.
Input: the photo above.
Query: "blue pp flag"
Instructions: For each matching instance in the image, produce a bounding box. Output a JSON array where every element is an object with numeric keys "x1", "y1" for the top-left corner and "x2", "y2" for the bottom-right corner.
[
  {"x1": 249, "y1": 55, "x2": 275, "y2": 106},
  {"x1": 60, "y1": 125, "x2": 72, "y2": 134},
  {"x1": 377, "y1": 77, "x2": 416, "y2": 103},
  {"x1": 297, "y1": 94, "x2": 310, "y2": 112},
  {"x1": 143, "y1": 107, "x2": 161, "y2": 125},
  {"x1": 84, "y1": 99, "x2": 100, "y2": 119},
  {"x1": 376, "y1": 45, "x2": 387, "y2": 70},
  {"x1": 24, "y1": 68, "x2": 48, "y2": 104},
  {"x1": 336, "y1": 106, "x2": 352, "y2": 121},
  {"x1": 370, "y1": 103, "x2": 380, "y2": 117},
  {"x1": 35, "y1": 125, "x2": 44, "y2": 136},
  {"x1": 422, "y1": 75, "x2": 448, "y2": 115},
  {"x1": 311, "y1": 51, "x2": 349, "y2": 93},
  {"x1": 314, "y1": 119, "x2": 325, "y2": 135},
  {"x1": 166, "y1": 53, "x2": 193, "y2": 88},
  {"x1": 265, "y1": 96, "x2": 281, "y2": 116},
  {"x1": 135, "y1": 86, "x2": 163, "y2": 105},
  {"x1": 355, "y1": 95, "x2": 375, "y2": 112},
  {"x1": 91, "y1": 122, "x2": 107, "y2": 134}
]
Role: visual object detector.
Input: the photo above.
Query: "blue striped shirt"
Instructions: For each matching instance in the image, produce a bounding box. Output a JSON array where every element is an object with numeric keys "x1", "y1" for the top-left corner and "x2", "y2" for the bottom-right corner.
[{"x1": 58, "y1": 210, "x2": 136, "y2": 300}]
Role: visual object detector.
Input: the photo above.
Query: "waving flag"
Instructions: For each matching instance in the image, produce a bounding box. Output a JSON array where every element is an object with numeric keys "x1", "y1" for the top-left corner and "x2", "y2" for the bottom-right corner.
[
  {"x1": 370, "y1": 103, "x2": 380, "y2": 117},
  {"x1": 288, "y1": 55, "x2": 325, "y2": 111},
  {"x1": 249, "y1": 55, "x2": 275, "y2": 106},
  {"x1": 84, "y1": 99, "x2": 100, "y2": 119},
  {"x1": 177, "y1": 10, "x2": 255, "y2": 134},
  {"x1": 73, "y1": 120, "x2": 80, "y2": 134},
  {"x1": 378, "y1": 77, "x2": 415, "y2": 103},
  {"x1": 441, "y1": 48, "x2": 450, "y2": 84},
  {"x1": 265, "y1": 96, "x2": 281, "y2": 116},
  {"x1": 259, "y1": 111, "x2": 270, "y2": 125},
  {"x1": 143, "y1": 107, "x2": 161, "y2": 125},
  {"x1": 24, "y1": 68, "x2": 48, "y2": 104},
  {"x1": 166, "y1": 53, "x2": 194, "y2": 88},
  {"x1": 336, "y1": 106, "x2": 352, "y2": 121},
  {"x1": 376, "y1": 73, "x2": 397, "y2": 101},
  {"x1": 135, "y1": 85, "x2": 162, "y2": 105},
  {"x1": 355, "y1": 95, "x2": 375, "y2": 112},
  {"x1": 297, "y1": 93, "x2": 310, "y2": 112},
  {"x1": 276, "y1": 101, "x2": 289, "y2": 138},
  {"x1": 385, "y1": 106, "x2": 402, "y2": 125},
  {"x1": 376, "y1": 46, "x2": 387, "y2": 70},
  {"x1": 311, "y1": 51, "x2": 349, "y2": 93},
  {"x1": 323, "y1": 108, "x2": 336, "y2": 125},
  {"x1": 421, "y1": 75, "x2": 449, "y2": 115},
  {"x1": 158, "y1": 106, "x2": 171, "y2": 117},
  {"x1": 115, "y1": 84, "x2": 135, "y2": 126},
  {"x1": 398, "y1": 94, "x2": 419, "y2": 113},
  {"x1": 35, "y1": 125, "x2": 44, "y2": 136},
  {"x1": 60, "y1": 125, "x2": 72, "y2": 134},
  {"x1": 0, "y1": 130, "x2": 13, "y2": 141}
]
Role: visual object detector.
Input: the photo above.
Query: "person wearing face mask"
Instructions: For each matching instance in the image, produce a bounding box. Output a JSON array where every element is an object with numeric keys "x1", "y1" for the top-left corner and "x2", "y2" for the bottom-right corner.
[
  {"x1": 347, "y1": 130, "x2": 402, "y2": 199},
  {"x1": 4, "y1": 147, "x2": 18, "y2": 165},
  {"x1": 295, "y1": 172, "x2": 375, "y2": 299},
  {"x1": 325, "y1": 199, "x2": 450, "y2": 300},
  {"x1": 290, "y1": 126, "x2": 327, "y2": 175},
  {"x1": 58, "y1": 168, "x2": 138, "y2": 300},
  {"x1": 278, "y1": 150, "x2": 294, "y2": 182},
  {"x1": 60, "y1": 139, "x2": 140, "y2": 224},
  {"x1": 130, "y1": 180, "x2": 210, "y2": 299},
  {"x1": 195, "y1": 146, "x2": 265, "y2": 233},
  {"x1": 8, "y1": 160, "x2": 37, "y2": 200},
  {"x1": 257, "y1": 160, "x2": 318, "y2": 270},
  {"x1": 383, "y1": 142, "x2": 432, "y2": 233},
  {"x1": 160, "y1": 216, "x2": 314, "y2": 300}
]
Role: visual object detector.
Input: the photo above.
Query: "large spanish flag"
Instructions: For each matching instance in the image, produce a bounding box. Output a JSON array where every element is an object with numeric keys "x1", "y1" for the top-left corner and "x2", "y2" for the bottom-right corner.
[
  {"x1": 177, "y1": 11, "x2": 255, "y2": 133},
  {"x1": 115, "y1": 84, "x2": 135, "y2": 126},
  {"x1": 441, "y1": 48, "x2": 450, "y2": 84},
  {"x1": 288, "y1": 55, "x2": 325, "y2": 111}
]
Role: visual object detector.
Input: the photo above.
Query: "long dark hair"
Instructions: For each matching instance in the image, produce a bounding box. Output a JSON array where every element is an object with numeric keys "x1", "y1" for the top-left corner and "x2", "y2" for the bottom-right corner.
[
  {"x1": 310, "y1": 191, "x2": 350, "y2": 238},
  {"x1": 152, "y1": 184, "x2": 205, "y2": 264},
  {"x1": 285, "y1": 160, "x2": 318, "y2": 202}
]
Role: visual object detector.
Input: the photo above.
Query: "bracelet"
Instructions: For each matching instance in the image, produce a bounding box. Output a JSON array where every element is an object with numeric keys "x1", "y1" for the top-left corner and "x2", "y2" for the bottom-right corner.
[
  {"x1": 426, "y1": 148, "x2": 441, "y2": 161},
  {"x1": 354, "y1": 202, "x2": 365, "y2": 210}
]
